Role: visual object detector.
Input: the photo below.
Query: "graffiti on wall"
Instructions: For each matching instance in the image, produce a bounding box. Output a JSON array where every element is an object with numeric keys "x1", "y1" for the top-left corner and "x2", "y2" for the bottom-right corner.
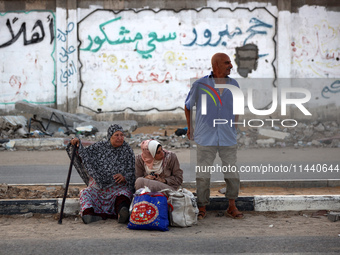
[
  {"x1": 57, "y1": 22, "x2": 77, "y2": 85},
  {"x1": 321, "y1": 80, "x2": 340, "y2": 99},
  {"x1": 78, "y1": 8, "x2": 277, "y2": 112},
  {"x1": 0, "y1": 14, "x2": 54, "y2": 48},
  {"x1": 291, "y1": 10, "x2": 340, "y2": 78},
  {"x1": 0, "y1": 11, "x2": 56, "y2": 105},
  {"x1": 183, "y1": 17, "x2": 272, "y2": 50},
  {"x1": 80, "y1": 16, "x2": 177, "y2": 59}
]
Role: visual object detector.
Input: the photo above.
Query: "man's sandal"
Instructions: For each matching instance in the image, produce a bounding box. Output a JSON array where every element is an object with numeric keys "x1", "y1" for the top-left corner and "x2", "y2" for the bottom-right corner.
[
  {"x1": 225, "y1": 207, "x2": 244, "y2": 219},
  {"x1": 198, "y1": 206, "x2": 207, "y2": 220}
]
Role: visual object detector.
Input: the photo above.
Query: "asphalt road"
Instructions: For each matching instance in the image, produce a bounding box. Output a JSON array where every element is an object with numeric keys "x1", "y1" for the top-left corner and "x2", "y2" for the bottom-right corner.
[
  {"x1": 1, "y1": 147, "x2": 339, "y2": 184},
  {"x1": 1, "y1": 210, "x2": 340, "y2": 255},
  {"x1": 1, "y1": 236, "x2": 339, "y2": 254}
]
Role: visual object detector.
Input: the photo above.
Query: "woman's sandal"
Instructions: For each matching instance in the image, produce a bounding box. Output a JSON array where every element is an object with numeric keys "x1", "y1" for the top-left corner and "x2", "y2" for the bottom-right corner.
[
  {"x1": 198, "y1": 206, "x2": 207, "y2": 220},
  {"x1": 225, "y1": 207, "x2": 244, "y2": 219}
]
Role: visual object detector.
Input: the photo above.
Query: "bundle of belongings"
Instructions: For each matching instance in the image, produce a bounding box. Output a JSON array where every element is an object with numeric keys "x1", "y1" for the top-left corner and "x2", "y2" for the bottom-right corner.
[{"x1": 127, "y1": 187, "x2": 198, "y2": 231}]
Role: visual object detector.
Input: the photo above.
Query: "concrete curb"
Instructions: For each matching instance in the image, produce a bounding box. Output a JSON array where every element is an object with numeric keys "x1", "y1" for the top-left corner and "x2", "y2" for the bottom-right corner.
[
  {"x1": 7, "y1": 138, "x2": 66, "y2": 150},
  {"x1": 2, "y1": 180, "x2": 339, "y2": 215},
  {"x1": 0, "y1": 199, "x2": 58, "y2": 215},
  {"x1": 4, "y1": 138, "x2": 96, "y2": 150},
  {"x1": 1, "y1": 195, "x2": 339, "y2": 215},
  {"x1": 254, "y1": 195, "x2": 340, "y2": 212}
]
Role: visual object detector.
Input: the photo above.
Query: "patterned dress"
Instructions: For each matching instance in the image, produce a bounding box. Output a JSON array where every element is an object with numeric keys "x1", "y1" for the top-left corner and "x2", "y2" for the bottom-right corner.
[
  {"x1": 79, "y1": 177, "x2": 132, "y2": 217},
  {"x1": 66, "y1": 125, "x2": 135, "y2": 217}
]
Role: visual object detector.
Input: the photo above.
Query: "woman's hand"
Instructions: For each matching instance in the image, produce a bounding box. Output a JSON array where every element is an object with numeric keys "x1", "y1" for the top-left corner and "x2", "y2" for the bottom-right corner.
[
  {"x1": 70, "y1": 138, "x2": 80, "y2": 147},
  {"x1": 113, "y1": 174, "x2": 126, "y2": 184},
  {"x1": 144, "y1": 175, "x2": 156, "y2": 180}
]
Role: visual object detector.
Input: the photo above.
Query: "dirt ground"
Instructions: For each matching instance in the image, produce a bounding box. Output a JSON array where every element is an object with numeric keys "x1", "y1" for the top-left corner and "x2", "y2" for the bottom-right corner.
[{"x1": 0, "y1": 210, "x2": 339, "y2": 241}]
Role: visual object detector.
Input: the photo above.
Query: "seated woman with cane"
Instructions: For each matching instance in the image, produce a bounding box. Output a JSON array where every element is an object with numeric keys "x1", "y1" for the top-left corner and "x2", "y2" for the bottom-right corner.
[
  {"x1": 135, "y1": 139, "x2": 183, "y2": 192},
  {"x1": 67, "y1": 124, "x2": 135, "y2": 224}
]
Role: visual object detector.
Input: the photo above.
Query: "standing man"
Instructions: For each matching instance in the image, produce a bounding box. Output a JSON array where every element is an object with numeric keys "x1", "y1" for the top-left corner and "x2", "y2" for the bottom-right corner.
[{"x1": 184, "y1": 53, "x2": 243, "y2": 220}]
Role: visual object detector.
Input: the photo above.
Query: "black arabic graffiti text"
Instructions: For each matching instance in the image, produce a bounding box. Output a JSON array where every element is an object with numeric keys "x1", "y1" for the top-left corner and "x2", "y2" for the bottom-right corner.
[{"x1": 0, "y1": 15, "x2": 54, "y2": 48}]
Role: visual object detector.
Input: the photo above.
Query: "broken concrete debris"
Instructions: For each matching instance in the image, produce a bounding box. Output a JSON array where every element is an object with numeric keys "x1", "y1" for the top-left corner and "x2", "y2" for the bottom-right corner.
[
  {"x1": 75, "y1": 125, "x2": 99, "y2": 136},
  {"x1": 327, "y1": 211, "x2": 340, "y2": 222},
  {"x1": 0, "y1": 116, "x2": 29, "y2": 138},
  {"x1": 256, "y1": 138, "x2": 275, "y2": 146},
  {"x1": 258, "y1": 128, "x2": 290, "y2": 140},
  {"x1": 14, "y1": 100, "x2": 137, "y2": 134},
  {"x1": 1, "y1": 118, "x2": 340, "y2": 151},
  {"x1": 236, "y1": 121, "x2": 340, "y2": 149},
  {"x1": 0, "y1": 101, "x2": 339, "y2": 150}
]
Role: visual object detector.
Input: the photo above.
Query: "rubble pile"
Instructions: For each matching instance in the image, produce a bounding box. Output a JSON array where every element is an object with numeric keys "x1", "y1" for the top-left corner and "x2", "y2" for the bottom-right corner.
[
  {"x1": 0, "y1": 116, "x2": 28, "y2": 139},
  {"x1": 1, "y1": 115, "x2": 340, "y2": 150},
  {"x1": 237, "y1": 121, "x2": 340, "y2": 149},
  {"x1": 126, "y1": 126, "x2": 191, "y2": 150},
  {"x1": 126, "y1": 121, "x2": 340, "y2": 150}
]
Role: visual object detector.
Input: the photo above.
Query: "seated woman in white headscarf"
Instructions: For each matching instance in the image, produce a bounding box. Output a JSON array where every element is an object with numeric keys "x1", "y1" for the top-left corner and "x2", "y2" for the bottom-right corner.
[
  {"x1": 135, "y1": 139, "x2": 183, "y2": 192},
  {"x1": 67, "y1": 124, "x2": 135, "y2": 224}
]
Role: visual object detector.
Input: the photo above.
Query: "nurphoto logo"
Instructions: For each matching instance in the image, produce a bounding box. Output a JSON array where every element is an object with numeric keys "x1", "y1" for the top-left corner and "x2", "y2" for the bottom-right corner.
[{"x1": 200, "y1": 82, "x2": 312, "y2": 128}]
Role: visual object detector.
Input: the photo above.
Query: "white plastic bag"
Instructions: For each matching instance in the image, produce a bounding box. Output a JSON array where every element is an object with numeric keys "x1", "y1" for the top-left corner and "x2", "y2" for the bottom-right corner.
[
  {"x1": 161, "y1": 188, "x2": 199, "y2": 227},
  {"x1": 129, "y1": 186, "x2": 151, "y2": 214}
]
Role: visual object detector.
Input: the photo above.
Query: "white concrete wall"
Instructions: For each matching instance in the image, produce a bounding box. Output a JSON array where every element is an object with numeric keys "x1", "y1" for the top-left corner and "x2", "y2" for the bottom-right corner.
[
  {"x1": 0, "y1": 4, "x2": 339, "y2": 121},
  {"x1": 0, "y1": 11, "x2": 56, "y2": 109},
  {"x1": 56, "y1": 7, "x2": 78, "y2": 111},
  {"x1": 77, "y1": 8, "x2": 276, "y2": 112},
  {"x1": 291, "y1": 6, "x2": 340, "y2": 79}
]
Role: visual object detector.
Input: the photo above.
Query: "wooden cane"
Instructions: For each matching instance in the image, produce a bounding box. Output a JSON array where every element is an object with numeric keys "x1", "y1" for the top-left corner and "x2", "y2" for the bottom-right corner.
[{"x1": 58, "y1": 145, "x2": 77, "y2": 224}]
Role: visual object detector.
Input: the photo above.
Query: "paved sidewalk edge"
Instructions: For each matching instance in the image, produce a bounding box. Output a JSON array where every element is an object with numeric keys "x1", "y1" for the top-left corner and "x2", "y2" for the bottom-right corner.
[{"x1": 1, "y1": 195, "x2": 339, "y2": 215}]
